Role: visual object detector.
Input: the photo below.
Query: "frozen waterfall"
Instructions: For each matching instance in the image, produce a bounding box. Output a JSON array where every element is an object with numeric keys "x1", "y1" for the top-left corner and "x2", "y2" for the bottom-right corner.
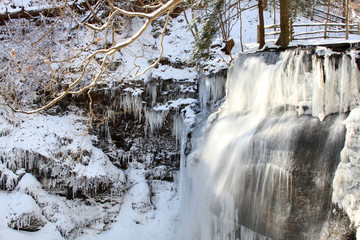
[{"x1": 177, "y1": 47, "x2": 360, "y2": 240}]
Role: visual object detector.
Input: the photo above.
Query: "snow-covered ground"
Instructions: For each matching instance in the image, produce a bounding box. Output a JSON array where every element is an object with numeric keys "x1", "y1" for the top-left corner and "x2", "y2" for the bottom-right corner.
[{"x1": 0, "y1": 0, "x2": 359, "y2": 239}]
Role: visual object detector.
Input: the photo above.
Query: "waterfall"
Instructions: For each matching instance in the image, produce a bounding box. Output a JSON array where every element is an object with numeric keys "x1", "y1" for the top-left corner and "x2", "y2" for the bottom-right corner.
[{"x1": 177, "y1": 48, "x2": 360, "y2": 240}]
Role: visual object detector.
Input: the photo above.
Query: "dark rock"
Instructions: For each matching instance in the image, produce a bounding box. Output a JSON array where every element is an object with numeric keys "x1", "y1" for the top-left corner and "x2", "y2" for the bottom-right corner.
[{"x1": 8, "y1": 213, "x2": 46, "y2": 232}]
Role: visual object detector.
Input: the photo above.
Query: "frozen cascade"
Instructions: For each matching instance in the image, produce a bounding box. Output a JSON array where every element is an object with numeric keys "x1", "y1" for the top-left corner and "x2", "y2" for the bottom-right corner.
[
  {"x1": 147, "y1": 82, "x2": 158, "y2": 106},
  {"x1": 198, "y1": 73, "x2": 227, "y2": 111},
  {"x1": 178, "y1": 48, "x2": 359, "y2": 240}
]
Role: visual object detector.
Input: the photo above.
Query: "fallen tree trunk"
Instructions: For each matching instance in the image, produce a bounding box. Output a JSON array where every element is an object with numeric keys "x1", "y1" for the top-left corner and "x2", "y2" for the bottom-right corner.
[{"x1": 0, "y1": 7, "x2": 62, "y2": 21}]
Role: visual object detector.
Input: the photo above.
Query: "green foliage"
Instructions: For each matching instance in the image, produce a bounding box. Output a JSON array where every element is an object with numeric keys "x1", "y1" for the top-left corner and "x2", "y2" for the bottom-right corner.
[{"x1": 191, "y1": 0, "x2": 224, "y2": 61}]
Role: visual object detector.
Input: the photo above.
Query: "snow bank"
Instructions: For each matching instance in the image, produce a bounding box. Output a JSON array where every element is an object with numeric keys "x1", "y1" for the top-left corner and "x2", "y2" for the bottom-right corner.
[
  {"x1": 77, "y1": 169, "x2": 179, "y2": 240},
  {"x1": 0, "y1": 0, "x2": 59, "y2": 14},
  {"x1": 7, "y1": 191, "x2": 46, "y2": 231},
  {"x1": 0, "y1": 190, "x2": 64, "y2": 240}
]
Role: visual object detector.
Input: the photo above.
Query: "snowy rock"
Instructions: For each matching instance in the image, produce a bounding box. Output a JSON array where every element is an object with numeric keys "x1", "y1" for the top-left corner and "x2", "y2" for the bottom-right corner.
[
  {"x1": 16, "y1": 173, "x2": 120, "y2": 238},
  {"x1": 0, "y1": 163, "x2": 19, "y2": 190},
  {"x1": 148, "y1": 165, "x2": 174, "y2": 181},
  {"x1": 7, "y1": 191, "x2": 47, "y2": 232},
  {"x1": 130, "y1": 181, "x2": 153, "y2": 215}
]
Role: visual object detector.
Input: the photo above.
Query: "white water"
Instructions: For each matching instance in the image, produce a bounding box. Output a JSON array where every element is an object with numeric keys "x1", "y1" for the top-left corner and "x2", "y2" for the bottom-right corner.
[{"x1": 178, "y1": 48, "x2": 359, "y2": 240}]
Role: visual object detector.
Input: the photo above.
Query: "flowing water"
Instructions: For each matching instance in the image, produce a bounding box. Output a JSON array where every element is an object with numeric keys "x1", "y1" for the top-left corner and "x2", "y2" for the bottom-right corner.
[{"x1": 177, "y1": 48, "x2": 360, "y2": 240}]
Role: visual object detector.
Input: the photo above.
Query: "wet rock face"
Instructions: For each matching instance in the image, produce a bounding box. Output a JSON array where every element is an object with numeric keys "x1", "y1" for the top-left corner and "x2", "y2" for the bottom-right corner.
[
  {"x1": 210, "y1": 114, "x2": 349, "y2": 240},
  {"x1": 225, "y1": 114, "x2": 346, "y2": 240},
  {"x1": 285, "y1": 115, "x2": 346, "y2": 240}
]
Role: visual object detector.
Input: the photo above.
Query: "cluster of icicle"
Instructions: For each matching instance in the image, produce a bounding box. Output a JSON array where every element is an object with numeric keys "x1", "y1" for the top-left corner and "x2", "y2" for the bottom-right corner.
[
  {"x1": 0, "y1": 149, "x2": 37, "y2": 191},
  {"x1": 15, "y1": 173, "x2": 116, "y2": 238},
  {"x1": 109, "y1": 82, "x2": 199, "y2": 138},
  {"x1": 0, "y1": 144, "x2": 126, "y2": 237},
  {"x1": 223, "y1": 47, "x2": 359, "y2": 120},
  {"x1": 0, "y1": 146, "x2": 126, "y2": 197}
]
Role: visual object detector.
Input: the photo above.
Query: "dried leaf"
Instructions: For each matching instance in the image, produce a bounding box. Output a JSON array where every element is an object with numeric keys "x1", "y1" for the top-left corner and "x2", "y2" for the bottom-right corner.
[{"x1": 10, "y1": 49, "x2": 16, "y2": 59}]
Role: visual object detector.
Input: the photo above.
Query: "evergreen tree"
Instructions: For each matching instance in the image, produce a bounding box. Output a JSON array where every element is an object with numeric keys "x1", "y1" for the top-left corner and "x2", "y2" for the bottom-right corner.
[{"x1": 192, "y1": 0, "x2": 224, "y2": 60}]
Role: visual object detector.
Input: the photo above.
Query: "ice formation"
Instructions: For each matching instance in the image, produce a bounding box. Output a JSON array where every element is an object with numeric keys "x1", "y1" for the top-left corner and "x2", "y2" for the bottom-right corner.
[
  {"x1": 333, "y1": 108, "x2": 360, "y2": 227},
  {"x1": 145, "y1": 109, "x2": 168, "y2": 134},
  {"x1": 223, "y1": 48, "x2": 359, "y2": 120},
  {"x1": 198, "y1": 73, "x2": 227, "y2": 110},
  {"x1": 118, "y1": 94, "x2": 144, "y2": 120}
]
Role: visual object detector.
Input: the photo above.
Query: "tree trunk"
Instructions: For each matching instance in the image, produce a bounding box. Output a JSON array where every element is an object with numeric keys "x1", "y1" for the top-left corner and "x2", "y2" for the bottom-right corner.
[
  {"x1": 263, "y1": 0, "x2": 268, "y2": 9},
  {"x1": 276, "y1": 0, "x2": 290, "y2": 48},
  {"x1": 0, "y1": 7, "x2": 62, "y2": 21},
  {"x1": 345, "y1": 0, "x2": 350, "y2": 39},
  {"x1": 258, "y1": 0, "x2": 265, "y2": 49},
  {"x1": 342, "y1": 0, "x2": 347, "y2": 20}
]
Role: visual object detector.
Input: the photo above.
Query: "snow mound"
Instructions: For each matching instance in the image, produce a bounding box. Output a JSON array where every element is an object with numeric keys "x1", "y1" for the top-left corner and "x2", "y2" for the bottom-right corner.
[{"x1": 7, "y1": 191, "x2": 47, "y2": 232}]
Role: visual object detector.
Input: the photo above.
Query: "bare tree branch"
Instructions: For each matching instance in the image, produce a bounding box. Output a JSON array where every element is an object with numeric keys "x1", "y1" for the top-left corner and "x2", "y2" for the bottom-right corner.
[{"x1": 85, "y1": 0, "x2": 101, "y2": 22}]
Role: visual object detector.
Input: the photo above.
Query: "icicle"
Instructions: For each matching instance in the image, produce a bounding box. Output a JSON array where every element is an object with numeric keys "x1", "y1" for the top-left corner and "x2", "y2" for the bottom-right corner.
[
  {"x1": 172, "y1": 115, "x2": 186, "y2": 145},
  {"x1": 145, "y1": 109, "x2": 168, "y2": 134},
  {"x1": 323, "y1": 54, "x2": 340, "y2": 115},
  {"x1": 147, "y1": 82, "x2": 158, "y2": 106},
  {"x1": 118, "y1": 94, "x2": 144, "y2": 120},
  {"x1": 105, "y1": 110, "x2": 115, "y2": 143},
  {"x1": 198, "y1": 74, "x2": 226, "y2": 111}
]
